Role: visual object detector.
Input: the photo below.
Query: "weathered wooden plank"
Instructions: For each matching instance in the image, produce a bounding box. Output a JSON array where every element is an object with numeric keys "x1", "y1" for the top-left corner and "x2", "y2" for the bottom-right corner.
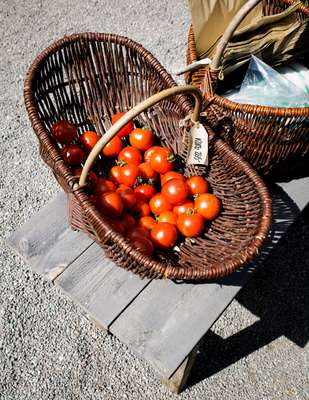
[
  {"x1": 109, "y1": 181, "x2": 309, "y2": 379},
  {"x1": 54, "y1": 242, "x2": 151, "y2": 329},
  {"x1": 109, "y1": 273, "x2": 245, "y2": 379},
  {"x1": 35, "y1": 229, "x2": 93, "y2": 281},
  {"x1": 6, "y1": 191, "x2": 93, "y2": 281},
  {"x1": 160, "y1": 344, "x2": 199, "y2": 394},
  {"x1": 7, "y1": 190, "x2": 150, "y2": 329}
]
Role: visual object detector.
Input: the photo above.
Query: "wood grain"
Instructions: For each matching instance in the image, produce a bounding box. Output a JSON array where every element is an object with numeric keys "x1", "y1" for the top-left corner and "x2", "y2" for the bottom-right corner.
[
  {"x1": 55, "y1": 242, "x2": 151, "y2": 329},
  {"x1": 109, "y1": 182, "x2": 308, "y2": 379},
  {"x1": 6, "y1": 192, "x2": 93, "y2": 281}
]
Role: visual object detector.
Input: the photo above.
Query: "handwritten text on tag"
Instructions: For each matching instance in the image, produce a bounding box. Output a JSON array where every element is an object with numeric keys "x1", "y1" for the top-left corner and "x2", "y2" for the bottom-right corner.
[{"x1": 187, "y1": 123, "x2": 208, "y2": 165}]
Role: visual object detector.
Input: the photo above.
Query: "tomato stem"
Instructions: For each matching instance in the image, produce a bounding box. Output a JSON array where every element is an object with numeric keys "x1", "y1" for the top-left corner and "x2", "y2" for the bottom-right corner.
[
  {"x1": 167, "y1": 155, "x2": 176, "y2": 163},
  {"x1": 136, "y1": 176, "x2": 144, "y2": 185}
]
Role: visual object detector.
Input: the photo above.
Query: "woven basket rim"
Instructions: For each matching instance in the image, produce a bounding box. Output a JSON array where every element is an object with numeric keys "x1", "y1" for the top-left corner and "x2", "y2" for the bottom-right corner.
[{"x1": 24, "y1": 32, "x2": 272, "y2": 280}]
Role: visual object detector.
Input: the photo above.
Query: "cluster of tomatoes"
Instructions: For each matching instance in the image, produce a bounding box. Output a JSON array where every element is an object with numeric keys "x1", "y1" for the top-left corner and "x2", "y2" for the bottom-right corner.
[{"x1": 51, "y1": 113, "x2": 221, "y2": 257}]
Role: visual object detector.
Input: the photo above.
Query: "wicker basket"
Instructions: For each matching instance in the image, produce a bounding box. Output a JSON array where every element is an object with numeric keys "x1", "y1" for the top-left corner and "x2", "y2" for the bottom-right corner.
[
  {"x1": 24, "y1": 32, "x2": 271, "y2": 280},
  {"x1": 186, "y1": 0, "x2": 309, "y2": 179}
]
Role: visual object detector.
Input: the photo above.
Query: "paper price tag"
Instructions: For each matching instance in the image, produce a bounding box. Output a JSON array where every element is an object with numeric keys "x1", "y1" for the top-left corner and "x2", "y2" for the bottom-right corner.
[{"x1": 187, "y1": 123, "x2": 208, "y2": 165}]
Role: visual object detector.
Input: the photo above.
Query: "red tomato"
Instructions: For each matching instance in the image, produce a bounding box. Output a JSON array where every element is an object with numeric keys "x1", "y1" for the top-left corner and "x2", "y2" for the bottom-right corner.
[
  {"x1": 137, "y1": 216, "x2": 157, "y2": 231},
  {"x1": 103, "y1": 136, "x2": 123, "y2": 157},
  {"x1": 96, "y1": 191, "x2": 123, "y2": 218},
  {"x1": 186, "y1": 176, "x2": 209, "y2": 196},
  {"x1": 144, "y1": 146, "x2": 163, "y2": 162},
  {"x1": 194, "y1": 193, "x2": 221, "y2": 220},
  {"x1": 134, "y1": 184, "x2": 156, "y2": 202},
  {"x1": 150, "y1": 147, "x2": 175, "y2": 174},
  {"x1": 127, "y1": 227, "x2": 149, "y2": 240},
  {"x1": 108, "y1": 219, "x2": 125, "y2": 235},
  {"x1": 149, "y1": 193, "x2": 172, "y2": 215},
  {"x1": 116, "y1": 186, "x2": 136, "y2": 209},
  {"x1": 119, "y1": 163, "x2": 139, "y2": 187},
  {"x1": 118, "y1": 146, "x2": 142, "y2": 166},
  {"x1": 173, "y1": 201, "x2": 195, "y2": 216},
  {"x1": 158, "y1": 211, "x2": 177, "y2": 225},
  {"x1": 161, "y1": 171, "x2": 185, "y2": 186},
  {"x1": 138, "y1": 162, "x2": 158, "y2": 182},
  {"x1": 129, "y1": 128, "x2": 154, "y2": 151},
  {"x1": 111, "y1": 112, "x2": 134, "y2": 137},
  {"x1": 51, "y1": 120, "x2": 77, "y2": 144},
  {"x1": 131, "y1": 237, "x2": 154, "y2": 256},
  {"x1": 72, "y1": 168, "x2": 98, "y2": 189},
  {"x1": 150, "y1": 222, "x2": 177, "y2": 249},
  {"x1": 133, "y1": 201, "x2": 150, "y2": 218},
  {"x1": 93, "y1": 177, "x2": 116, "y2": 195},
  {"x1": 61, "y1": 144, "x2": 85, "y2": 166},
  {"x1": 121, "y1": 213, "x2": 136, "y2": 232},
  {"x1": 79, "y1": 131, "x2": 100, "y2": 152},
  {"x1": 162, "y1": 179, "x2": 188, "y2": 205},
  {"x1": 110, "y1": 166, "x2": 123, "y2": 185},
  {"x1": 177, "y1": 213, "x2": 204, "y2": 237}
]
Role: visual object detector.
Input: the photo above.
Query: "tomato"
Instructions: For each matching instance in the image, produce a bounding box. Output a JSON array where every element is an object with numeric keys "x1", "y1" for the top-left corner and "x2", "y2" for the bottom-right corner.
[
  {"x1": 110, "y1": 166, "x2": 123, "y2": 185},
  {"x1": 144, "y1": 146, "x2": 163, "y2": 163},
  {"x1": 119, "y1": 163, "x2": 139, "y2": 187},
  {"x1": 131, "y1": 237, "x2": 154, "y2": 256},
  {"x1": 137, "y1": 216, "x2": 157, "y2": 231},
  {"x1": 116, "y1": 186, "x2": 136, "y2": 209},
  {"x1": 186, "y1": 176, "x2": 209, "y2": 196},
  {"x1": 173, "y1": 201, "x2": 195, "y2": 216},
  {"x1": 51, "y1": 120, "x2": 77, "y2": 144},
  {"x1": 118, "y1": 146, "x2": 142, "y2": 166},
  {"x1": 129, "y1": 128, "x2": 154, "y2": 151},
  {"x1": 72, "y1": 168, "x2": 98, "y2": 189},
  {"x1": 96, "y1": 191, "x2": 123, "y2": 218},
  {"x1": 134, "y1": 184, "x2": 156, "y2": 202},
  {"x1": 133, "y1": 201, "x2": 150, "y2": 218},
  {"x1": 121, "y1": 213, "x2": 136, "y2": 232},
  {"x1": 150, "y1": 147, "x2": 175, "y2": 174},
  {"x1": 103, "y1": 136, "x2": 123, "y2": 157},
  {"x1": 138, "y1": 162, "x2": 158, "y2": 182},
  {"x1": 111, "y1": 112, "x2": 134, "y2": 137},
  {"x1": 162, "y1": 179, "x2": 188, "y2": 205},
  {"x1": 61, "y1": 144, "x2": 86, "y2": 166},
  {"x1": 177, "y1": 213, "x2": 204, "y2": 237},
  {"x1": 161, "y1": 171, "x2": 185, "y2": 186},
  {"x1": 108, "y1": 219, "x2": 125, "y2": 235},
  {"x1": 127, "y1": 227, "x2": 149, "y2": 240},
  {"x1": 79, "y1": 131, "x2": 100, "y2": 152},
  {"x1": 149, "y1": 193, "x2": 172, "y2": 215},
  {"x1": 158, "y1": 211, "x2": 177, "y2": 225},
  {"x1": 93, "y1": 177, "x2": 116, "y2": 194},
  {"x1": 150, "y1": 222, "x2": 177, "y2": 249},
  {"x1": 194, "y1": 193, "x2": 221, "y2": 220}
]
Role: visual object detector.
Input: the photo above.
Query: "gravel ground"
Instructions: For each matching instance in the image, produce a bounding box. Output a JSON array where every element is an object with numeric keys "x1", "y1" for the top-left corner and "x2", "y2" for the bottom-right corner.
[{"x1": 0, "y1": 0, "x2": 308, "y2": 399}]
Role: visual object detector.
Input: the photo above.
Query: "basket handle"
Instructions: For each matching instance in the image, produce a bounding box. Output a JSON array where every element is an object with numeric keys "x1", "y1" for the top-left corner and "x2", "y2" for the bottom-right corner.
[
  {"x1": 78, "y1": 85, "x2": 203, "y2": 187},
  {"x1": 211, "y1": 0, "x2": 262, "y2": 70}
]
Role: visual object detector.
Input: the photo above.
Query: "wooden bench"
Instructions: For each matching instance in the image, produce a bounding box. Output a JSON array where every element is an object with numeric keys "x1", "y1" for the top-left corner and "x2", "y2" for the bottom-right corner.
[{"x1": 7, "y1": 177, "x2": 309, "y2": 393}]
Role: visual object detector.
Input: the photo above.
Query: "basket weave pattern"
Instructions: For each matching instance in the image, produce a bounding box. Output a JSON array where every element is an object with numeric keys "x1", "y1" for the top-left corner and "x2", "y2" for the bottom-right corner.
[{"x1": 24, "y1": 33, "x2": 271, "y2": 280}]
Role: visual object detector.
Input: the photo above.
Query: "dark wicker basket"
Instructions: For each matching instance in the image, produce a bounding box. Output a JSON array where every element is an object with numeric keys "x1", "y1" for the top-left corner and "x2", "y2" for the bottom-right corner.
[
  {"x1": 24, "y1": 32, "x2": 271, "y2": 280},
  {"x1": 186, "y1": 0, "x2": 309, "y2": 178}
]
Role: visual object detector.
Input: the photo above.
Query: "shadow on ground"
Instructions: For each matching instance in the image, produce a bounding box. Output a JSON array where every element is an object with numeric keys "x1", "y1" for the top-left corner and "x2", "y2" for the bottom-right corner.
[{"x1": 187, "y1": 203, "x2": 309, "y2": 387}]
